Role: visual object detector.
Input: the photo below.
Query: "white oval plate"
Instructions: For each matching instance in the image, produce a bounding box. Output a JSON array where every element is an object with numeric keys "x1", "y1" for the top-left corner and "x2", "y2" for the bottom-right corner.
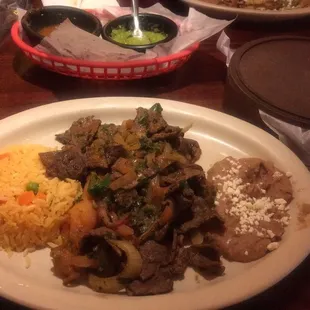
[
  {"x1": 0, "y1": 97, "x2": 309, "y2": 310},
  {"x1": 182, "y1": 0, "x2": 310, "y2": 22}
]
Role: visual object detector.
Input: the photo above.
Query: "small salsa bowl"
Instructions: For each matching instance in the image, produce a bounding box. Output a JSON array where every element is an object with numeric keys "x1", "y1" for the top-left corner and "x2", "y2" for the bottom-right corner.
[
  {"x1": 102, "y1": 13, "x2": 178, "y2": 52},
  {"x1": 21, "y1": 6, "x2": 102, "y2": 46}
]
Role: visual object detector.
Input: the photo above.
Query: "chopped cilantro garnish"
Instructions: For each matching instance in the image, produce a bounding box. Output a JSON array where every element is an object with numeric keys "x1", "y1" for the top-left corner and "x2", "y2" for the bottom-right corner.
[
  {"x1": 179, "y1": 180, "x2": 189, "y2": 190},
  {"x1": 135, "y1": 161, "x2": 147, "y2": 172},
  {"x1": 140, "y1": 137, "x2": 161, "y2": 153},
  {"x1": 138, "y1": 113, "x2": 149, "y2": 126},
  {"x1": 88, "y1": 172, "x2": 111, "y2": 197},
  {"x1": 150, "y1": 103, "x2": 163, "y2": 113}
]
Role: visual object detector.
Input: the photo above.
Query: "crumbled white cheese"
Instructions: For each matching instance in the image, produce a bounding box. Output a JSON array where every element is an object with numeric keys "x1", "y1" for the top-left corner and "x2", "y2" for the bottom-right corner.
[
  {"x1": 275, "y1": 198, "x2": 287, "y2": 205},
  {"x1": 280, "y1": 216, "x2": 290, "y2": 225},
  {"x1": 286, "y1": 171, "x2": 292, "y2": 178},
  {"x1": 267, "y1": 230, "x2": 275, "y2": 238},
  {"x1": 267, "y1": 242, "x2": 279, "y2": 251},
  {"x1": 272, "y1": 171, "x2": 283, "y2": 180},
  {"x1": 231, "y1": 167, "x2": 239, "y2": 174},
  {"x1": 214, "y1": 158, "x2": 290, "y2": 238}
]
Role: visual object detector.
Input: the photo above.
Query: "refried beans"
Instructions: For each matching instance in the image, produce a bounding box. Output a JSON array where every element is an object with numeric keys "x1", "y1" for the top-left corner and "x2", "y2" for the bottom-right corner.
[{"x1": 208, "y1": 157, "x2": 293, "y2": 263}]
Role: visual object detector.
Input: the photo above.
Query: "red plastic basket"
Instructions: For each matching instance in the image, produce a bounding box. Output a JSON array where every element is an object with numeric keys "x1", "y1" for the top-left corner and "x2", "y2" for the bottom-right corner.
[{"x1": 11, "y1": 22, "x2": 199, "y2": 80}]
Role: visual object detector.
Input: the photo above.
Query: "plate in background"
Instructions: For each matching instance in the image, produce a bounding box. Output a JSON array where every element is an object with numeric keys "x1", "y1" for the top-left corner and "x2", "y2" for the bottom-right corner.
[{"x1": 182, "y1": 0, "x2": 310, "y2": 22}]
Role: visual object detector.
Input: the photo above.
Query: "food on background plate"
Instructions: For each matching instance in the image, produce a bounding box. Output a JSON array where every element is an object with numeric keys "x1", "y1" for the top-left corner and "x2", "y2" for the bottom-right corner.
[
  {"x1": 215, "y1": 0, "x2": 309, "y2": 10},
  {"x1": 35, "y1": 103, "x2": 293, "y2": 296},
  {"x1": 110, "y1": 26, "x2": 168, "y2": 45},
  {"x1": 0, "y1": 145, "x2": 81, "y2": 253}
]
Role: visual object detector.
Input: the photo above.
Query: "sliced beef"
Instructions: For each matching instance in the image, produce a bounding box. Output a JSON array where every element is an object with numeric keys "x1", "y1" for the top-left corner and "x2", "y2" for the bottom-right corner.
[
  {"x1": 160, "y1": 165, "x2": 219, "y2": 233},
  {"x1": 85, "y1": 140, "x2": 126, "y2": 169},
  {"x1": 56, "y1": 116, "x2": 101, "y2": 150},
  {"x1": 175, "y1": 137, "x2": 202, "y2": 163},
  {"x1": 148, "y1": 111, "x2": 168, "y2": 135},
  {"x1": 114, "y1": 189, "x2": 139, "y2": 210},
  {"x1": 96, "y1": 204, "x2": 111, "y2": 226},
  {"x1": 128, "y1": 240, "x2": 224, "y2": 296},
  {"x1": 134, "y1": 107, "x2": 168, "y2": 135},
  {"x1": 188, "y1": 244, "x2": 224, "y2": 275},
  {"x1": 110, "y1": 171, "x2": 138, "y2": 191},
  {"x1": 163, "y1": 243, "x2": 224, "y2": 279},
  {"x1": 179, "y1": 197, "x2": 218, "y2": 233},
  {"x1": 105, "y1": 145, "x2": 126, "y2": 166},
  {"x1": 160, "y1": 165, "x2": 205, "y2": 191},
  {"x1": 188, "y1": 176, "x2": 216, "y2": 204},
  {"x1": 140, "y1": 241, "x2": 169, "y2": 263},
  {"x1": 173, "y1": 188, "x2": 195, "y2": 214},
  {"x1": 139, "y1": 167, "x2": 157, "y2": 180},
  {"x1": 39, "y1": 146, "x2": 85, "y2": 180},
  {"x1": 51, "y1": 247, "x2": 82, "y2": 285},
  {"x1": 169, "y1": 229, "x2": 180, "y2": 262},
  {"x1": 96, "y1": 124, "x2": 119, "y2": 142},
  {"x1": 134, "y1": 108, "x2": 150, "y2": 128},
  {"x1": 161, "y1": 231, "x2": 188, "y2": 278},
  {"x1": 172, "y1": 247, "x2": 190, "y2": 276},
  {"x1": 139, "y1": 232, "x2": 189, "y2": 283},
  {"x1": 113, "y1": 158, "x2": 134, "y2": 174},
  {"x1": 183, "y1": 164, "x2": 204, "y2": 176},
  {"x1": 127, "y1": 269, "x2": 173, "y2": 296},
  {"x1": 51, "y1": 246, "x2": 98, "y2": 285},
  {"x1": 139, "y1": 262, "x2": 159, "y2": 282},
  {"x1": 163, "y1": 247, "x2": 189, "y2": 278},
  {"x1": 135, "y1": 150, "x2": 147, "y2": 159},
  {"x1": 80, "y1": 237, "x2": 122, "y2": 277},
  {"x1": 110, "y1": 171, "x2": 123, "y2": 182},
  {"x1": 139, "y1": 240, "x2": 169, "y2": 281},
  {"x1": 85, "y1": 139, "x2": 108, "y2": 169},
  {"x1": 165, "y1": 165, "x2": 204, "y2": 183},
  {"x1": 154, "y1": 224, "x2": 170, "y2": 241},
  {"x1": 151, "y1": 126, "x2": 183, "y2": 142}
]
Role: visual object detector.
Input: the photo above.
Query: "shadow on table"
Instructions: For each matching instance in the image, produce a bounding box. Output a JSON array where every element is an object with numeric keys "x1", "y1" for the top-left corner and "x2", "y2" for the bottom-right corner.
[
  {"x1": 12, "y1": 46, "x2": 226, "y2": 103},
  {"x1": 0, "y1": 298, "x2": 30, "y2": 310}
]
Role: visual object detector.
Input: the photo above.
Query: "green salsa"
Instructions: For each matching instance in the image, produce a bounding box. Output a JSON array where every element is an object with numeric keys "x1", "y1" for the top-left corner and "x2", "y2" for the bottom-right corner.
[{"x1": 110, "y1": 26, "x2": 167, "y2": 45}]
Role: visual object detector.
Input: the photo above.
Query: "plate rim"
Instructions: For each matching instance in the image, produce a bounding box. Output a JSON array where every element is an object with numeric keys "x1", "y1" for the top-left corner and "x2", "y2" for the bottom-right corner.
[
  {"x1": 182, "y1": 0, "x2": 310, "y2": 18},
  {"x1": 0, "y1": 97, "x2": 309, "y2": 310}
]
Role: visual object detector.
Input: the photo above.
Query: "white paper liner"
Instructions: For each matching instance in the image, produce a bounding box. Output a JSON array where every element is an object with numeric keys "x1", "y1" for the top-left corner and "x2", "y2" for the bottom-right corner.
[{"x1": 18, "y1": 4, "x2": 233, "y2": 62}]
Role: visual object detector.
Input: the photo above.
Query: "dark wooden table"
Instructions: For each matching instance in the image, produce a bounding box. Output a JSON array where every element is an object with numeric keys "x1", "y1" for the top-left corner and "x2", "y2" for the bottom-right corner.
[{"x1": 1, "y1": 2, "x2": 310, "y2": 309}]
